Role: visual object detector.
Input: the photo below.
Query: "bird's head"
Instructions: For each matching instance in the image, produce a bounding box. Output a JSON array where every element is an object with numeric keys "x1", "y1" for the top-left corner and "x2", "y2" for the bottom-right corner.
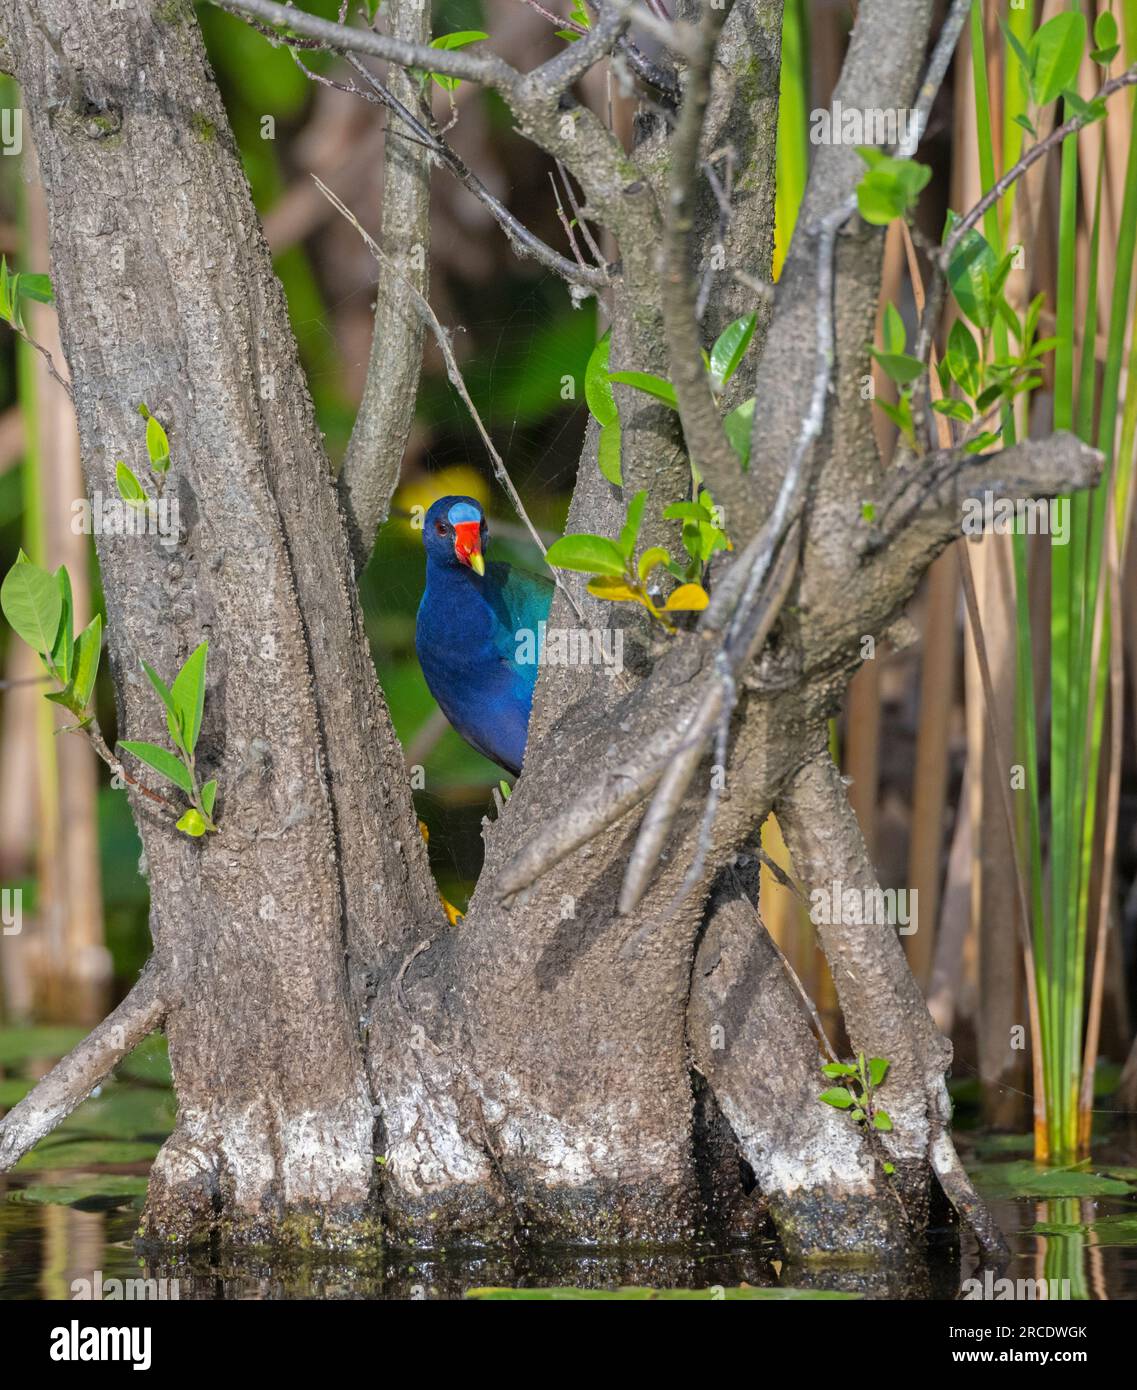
[{"x1": 422, "y1": 496, "x2": 487, "y2": 577}]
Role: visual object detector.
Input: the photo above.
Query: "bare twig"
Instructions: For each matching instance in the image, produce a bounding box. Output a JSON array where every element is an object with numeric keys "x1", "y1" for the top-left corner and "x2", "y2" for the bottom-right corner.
[
  {"x1": 8, "y1": 321, "x2": 72, "y2": 399},
  {"x1": 614, "y1": 0, "x2": 975, "y2": 912},
  {"x1": 215, "y1": 0, "x2": 519, "y2": 86},
  {"x1": 86, "y1": 725, "x2": 183, "y2": 816},
  {"x1": 314, "y1": 178, "x2": 592, "y2": 633},
  {"x1": 946, "y1": 62, "x2": 1137, "y2": 262},
  {"x1": 555, "y1": 160, "x2": 606, "y2": 268},
  {"x1": 342, "y1": 55, "x2": 608, "y2": 292},
  {"x1": 914, "y1": 59, "x2": 1137, "y2": 385}
]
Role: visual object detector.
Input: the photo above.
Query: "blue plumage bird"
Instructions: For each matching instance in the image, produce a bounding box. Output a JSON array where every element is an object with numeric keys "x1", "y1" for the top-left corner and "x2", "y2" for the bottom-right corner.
[{"x1": 416, "y1": 496, "x2": 553, "y2": 776}]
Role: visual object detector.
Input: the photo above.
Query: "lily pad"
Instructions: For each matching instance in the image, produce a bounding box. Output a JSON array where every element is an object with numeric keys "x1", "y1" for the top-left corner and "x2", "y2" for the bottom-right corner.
[
  {"x1": 115, "y1": 1034, "x2": 172, "y2": 1086},
  {"x1": 0, "y1": 1025, "x2": 86, "y2": 1066},
  {"x1": 14, "y1": 1138, "x2": 159, "y2": 1171},
  {"x1": 967, "y1": 1132, "x2": 1034, "y2": 1157},
  {"x1": 60, "y1": 1083, "x2": 175, "y2": 1141},
  {"x1": 466, "y1": 1286, "x2": 859, "y2": 1301},
  {"x1": 1026, "y1": 1213, "x2": 1137, "y2": 1247},
  {"x1": 8, "y1": 1175, "x2": 149, "y2": 1210},
  {"x1": 968, "y1": 1160, "x2": 1133, "y2": 1199},
  {"x1": 0, "y1": 1077, "x2": 32, "y2": 1108}
]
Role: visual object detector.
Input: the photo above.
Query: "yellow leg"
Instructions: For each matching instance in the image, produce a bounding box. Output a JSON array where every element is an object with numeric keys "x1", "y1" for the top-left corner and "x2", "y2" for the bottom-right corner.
[{"x1": 418, "y1": 820, "x2": 464, "y2": 924}]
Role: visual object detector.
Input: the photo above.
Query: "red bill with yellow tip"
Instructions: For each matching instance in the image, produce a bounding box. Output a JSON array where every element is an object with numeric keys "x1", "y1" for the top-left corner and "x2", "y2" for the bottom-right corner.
[{"x1": 453, "y1": 520, "x2": 485, "y2": 575}]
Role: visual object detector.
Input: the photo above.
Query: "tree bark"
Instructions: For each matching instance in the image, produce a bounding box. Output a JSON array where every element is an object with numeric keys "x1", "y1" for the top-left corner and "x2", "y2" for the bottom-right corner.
[
  {"x1": 0, "y1": 0, "x2": 1101, "y2": 1265},
  {"x1": 1, "y1": 0, "x2": 440, "y2": 1246}
]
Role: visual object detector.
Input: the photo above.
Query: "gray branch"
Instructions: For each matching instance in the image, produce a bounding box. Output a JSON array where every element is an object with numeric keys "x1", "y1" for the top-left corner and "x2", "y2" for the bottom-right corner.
[
  {"x1": 0, "y1": 965, "x2": 165, "y2": 1172},
  {"x1": 338, "y1": 0, "x2": 432, "y2": 573}
]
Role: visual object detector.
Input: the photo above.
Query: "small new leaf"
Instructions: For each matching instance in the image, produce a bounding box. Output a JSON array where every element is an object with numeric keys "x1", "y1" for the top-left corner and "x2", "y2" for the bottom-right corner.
[
  {"x1": 618, "y1": 491, "x2": 648, "y2": 561},
  {"x1": 176, "y1": 808, "x2": 207, "y2": 838},
  {"x1": 145, "y1": 415, "x2": 170, "y2": 474},
  {"x1": 116, "y1": 461, "x2": 147, "y2": 506},
  {"x1": 709, "y1": 313, "x2": 757, "y2": 388},
  {"x1": 868, "y1": 1057, "x2": 890, "y2": 1087},
  {"x1": 170, "y1": 641, "x2": 208, "y2": 757},
  {"x1": 545, "y1": 534, "x2": 627, "y2": 577}
]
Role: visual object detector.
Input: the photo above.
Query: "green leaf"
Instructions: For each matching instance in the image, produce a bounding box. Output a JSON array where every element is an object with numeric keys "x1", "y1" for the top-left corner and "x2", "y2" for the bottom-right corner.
[
  {"x1": 119, "y1": 740, "x2": 193, "y2": 795},
  {"x1": 71, "y1": 615, "x2": 102, "y2": 711},
  {"x1": 1094, "y1": 11, "x2": 1119, "y2": 52},
  {"x1": 0, "y1": 256, "x2": 12, "y2": 323},
  {"x1": 969, "y1": 1161, "x2": 1134, "y2": 1200},
  {"x1": 855, "y1": 158, "x2": 931, "y2": 226},
  {"x1": 597, "y1": 420, "x2": 622, "y2": 486},
  {"x1": 10, "y1": 1176, "x2": 150, "y2": 1209},
  {"x1": 171, "y1": 641, "x2": 208, "y2": 757},
  {"x1": 966, "y1": 429, "x2": 1002, "y2": 454},
  {"x1": 869, "y1": 350, "x2": 925, "y2": 386},
  {"x1": 821, "y1": 1062, "x2": 857, "y2": 1078},
  {"x1": 873, "y1": 1110, "x2": 893, "y2": 1132},
  {"x1": 428, "y1": 30, "x2": 488, "y2": 91},
  {"x1": 1090, "y1": 44, "x2": 1120, "y2": 65},
  {"x1": 881, "y1": 303, "x2": 906, "y2": 356},
  {"x1": 638, "y1": 546, "x2": 670, "y2": 581},
  {"x1": 819, "y1": 1087, "x2": 855, "y2": 1110},
  {"x1": 1, "y1": 553, "x2": 62, "y2": 660},
  {"x1": 933, "y1": 398, "x2": 974, "y2": 422},
  {"x1": 607, "y1": 370, "x2": 679, "y2": 409},
  {"x1": 998, "y1": 16, "x2": 1033, "y2": 79},
  {"x1": 723, "y1": 397, "x2": 755, "y2": 467},
  {"x1": 1063, "y1": 89, "x2": 1107, "y2": 124},
  {"x1": 877, "y1": 396, "x2": 915, "y2": 447},
  {"x1": 996, "y1": 295, "x2": 1022, "y2": 342},
  {"x1": 142, "y1": 660, "x2": 177, "y2": 720},
  {"x1": 176, "y1": 808, "x2": 207, "y2": 837},
  {"x1": 709, "y1": 312, "x2": 757, "y2": 387},
  {"x1": 431, "y1": 28, "x2": 488, "y2": 49},
  {"x1": 545, "y1": 534, "x2": 628, "y2": 576},
  {"x1": 663, "y1": 502, "x2": 713, "y2": 523},
  {"x1": 883, "y1": 1162, "x2": 895, "y2": 1175},
  {"x1": 115, "y1": 461, "x2": 147, "y2": 506},
  {"x1": 947, "y1": 225, "x2": 999, "y2": 330},
  {"x1": 946, "y1": 320, "x2": 981, "y2": 397},
  {"x1": 868, "y1": 1057, "x2": 890, "y2": 1087},
  {"x1": 585, "y1": 331, "x2": 617, "y2": 426},
  {"x1": 1013, "y1": 112, "x2": 1038, "y2": 139},
  {"x1": 200, "y1": 779, "x2": 217, "y2": 818},
  {"x1": 51, "y1": 565, "x2": 73, "y2": 683},
  {"x1": 145, "y1": 415, "x2": 170, "y2": 473},
  {"x1": 15, "y1": 272, "x2": 53, "y2": 305},
  {"x1": 618, "y1": 491, "x2": 647, "y2": 560},
  {"x1": 1028, "y1": 12, "x2": 1087, "y2": 106}
]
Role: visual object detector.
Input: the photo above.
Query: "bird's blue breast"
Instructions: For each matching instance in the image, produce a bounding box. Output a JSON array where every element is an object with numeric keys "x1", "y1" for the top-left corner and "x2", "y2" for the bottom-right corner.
[{"x1": 415, "y1": 560, "x2": 551, "y2": 775}]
